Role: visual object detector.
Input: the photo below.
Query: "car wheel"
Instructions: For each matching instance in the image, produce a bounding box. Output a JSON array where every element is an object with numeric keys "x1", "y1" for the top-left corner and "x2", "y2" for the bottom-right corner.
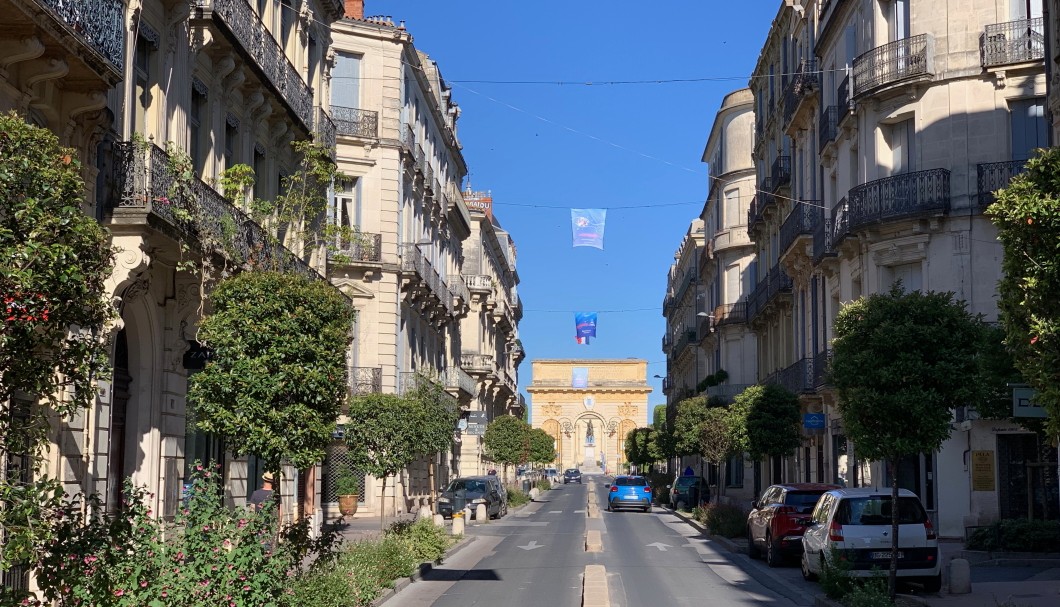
[
  {"x1": 920, "y1": 573, "x2": 942, "y2": 593},
  {"x1": 747, "y1": 527, "x2": 761, "y2": 559},
  {"x1": 607, "y1": 501, "x2": 613, "y2": 512},
  {"x1": 765, "y1": 532, "x2": 782, "y2": 567},
  {"x1": 801, "y1": 552, "x2": 818, "y2": 581}
]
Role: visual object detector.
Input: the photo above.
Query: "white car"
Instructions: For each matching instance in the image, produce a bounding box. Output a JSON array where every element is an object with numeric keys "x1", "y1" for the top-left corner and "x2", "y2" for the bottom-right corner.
[
  {"x1": 543, "y1": 468, "x2": 560, "y2": 483},
  {"x1": 800, "y1": 487, "x2": 941, "y2": 592}
]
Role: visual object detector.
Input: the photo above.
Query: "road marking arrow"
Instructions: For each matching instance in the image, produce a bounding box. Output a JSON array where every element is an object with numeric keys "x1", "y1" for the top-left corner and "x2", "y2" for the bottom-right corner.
[
  {"x1": 646, "y1": 542, "x2": 671, "y2": 551},
  {"x1": 518, "y1": 540, "x2": 544, "y2": 551}
]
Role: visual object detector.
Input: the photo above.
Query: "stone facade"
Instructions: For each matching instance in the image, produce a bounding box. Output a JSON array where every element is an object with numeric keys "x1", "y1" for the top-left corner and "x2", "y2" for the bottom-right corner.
[{"x1": 527, "y1": 360, "x2": 651, "y2": 475}]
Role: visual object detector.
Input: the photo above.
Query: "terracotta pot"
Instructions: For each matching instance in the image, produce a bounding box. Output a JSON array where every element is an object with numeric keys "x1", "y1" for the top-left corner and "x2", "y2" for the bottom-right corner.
[{"x1": 338, "y1": 494, "x2": 358, "y2": 516}]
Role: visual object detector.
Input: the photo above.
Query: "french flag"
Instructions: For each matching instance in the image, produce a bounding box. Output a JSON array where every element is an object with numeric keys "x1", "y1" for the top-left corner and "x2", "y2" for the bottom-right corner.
[{"x1": 575, "y1": 336, "x2": 591, "y2": 345}]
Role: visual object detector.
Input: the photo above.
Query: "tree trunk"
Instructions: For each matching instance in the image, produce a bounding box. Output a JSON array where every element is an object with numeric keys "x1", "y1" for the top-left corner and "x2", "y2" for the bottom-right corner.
[
  {"x1": 889, "y1": 457, "x2": 899, "y2": 600},
  {"x1": 428, "y1": 455, "x2": 437, "y2": 509},
  {"x1": 380, "y1": 474, "x2": 387, "y2": 531}
]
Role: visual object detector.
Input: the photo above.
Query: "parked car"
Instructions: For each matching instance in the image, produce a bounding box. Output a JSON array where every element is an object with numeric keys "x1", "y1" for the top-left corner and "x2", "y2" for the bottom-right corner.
[
  {"x1": 606, "y1": 475, "x2": 653, "y2": 512},
  {"x1": 746, "y1": 483, "x2": 840, "y2": 566},
  {"x1": 437, "y1": 476, "x2": 508, "y2": 520},
  {"x1": 800, "y1": 487, "x2": 941, "y2": 592},
  {"x1": 668, "y1": 475, "x2": 710, "y2": 509},
  {"x1": 563, "y1": 469, "x2": 582, "y2": 484}
]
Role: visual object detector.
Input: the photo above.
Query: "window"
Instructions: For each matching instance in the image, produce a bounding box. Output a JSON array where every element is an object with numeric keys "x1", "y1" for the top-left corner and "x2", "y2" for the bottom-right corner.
[
  {"x1": 224, "y1": 118, "x2": 239, "y2": 171},
  {"x1": 887, "y1": 0, "x2": 910, "y2": 41},
  {"x1": 189, "y1": 84, "x2": 206, "y2": 175},
  {"x1": 726, "y1": 454, "x2": 744, "y2": 487},
  {"x1": 253, "y1": 147, "x2": 266, "y2": 199},
  {"x1": 882, "y1": 262, "x2": 923, "y2": 292},
  {"x1": 724, "y1": 189, "x2": 740, "y2": 228},
  {"x1": 333, "y1": 177, "x2": 361, "y2": 251},
  {"x1": 885, "y1": 119, "x2": 915, "y2": 175},
  {"x1": 133, "y1": 32, "x2": 157, "y2": 136},
  {"x1": 1010, "y1": 98, "x2": 1047, "y2": 161},
  {"x1": 279, "y1": 0, "x2": 294, "y2": 51}
]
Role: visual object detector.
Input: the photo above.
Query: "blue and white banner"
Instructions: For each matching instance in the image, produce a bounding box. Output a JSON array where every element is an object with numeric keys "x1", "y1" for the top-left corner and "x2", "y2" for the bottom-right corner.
[
  {"x1": 571, "y1": 209, "x2": 607, "y2": 249},
  {"x1": 572, "y1": 366, "x2": 589, "y2": 388},
  {"x1": 575, "y1": 312, "x2": 597, "y2": 345}
]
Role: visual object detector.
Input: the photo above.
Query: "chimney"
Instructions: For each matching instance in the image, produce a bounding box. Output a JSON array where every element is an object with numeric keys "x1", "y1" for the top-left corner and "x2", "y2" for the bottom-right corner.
[{"x1": 344, "y1": 0, "x2": 363, "y2": 20}]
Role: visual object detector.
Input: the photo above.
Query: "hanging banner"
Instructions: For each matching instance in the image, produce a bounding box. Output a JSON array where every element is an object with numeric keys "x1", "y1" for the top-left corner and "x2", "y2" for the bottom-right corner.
[
  {"x1": 571, "y1": 209, "x2": 607, "y2": 249},
  {"x1": 575, "y1": 312, "x2": 597, "y2": 344},
  {"x1": 572, "y1": 367, "x2": 589, "y2": 388}
]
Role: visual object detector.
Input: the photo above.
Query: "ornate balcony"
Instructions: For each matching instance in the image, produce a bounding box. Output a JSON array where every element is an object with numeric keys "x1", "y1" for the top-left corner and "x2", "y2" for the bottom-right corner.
[
  {"x1": 661, "y1": 376, "x2": 673, "y2": 394},
  {"x1": 812, "y1": 215, "x2": 836, "y2": 264},
  {"x1": 769, "y1": 156, "x2": 792, "y2": 192},
  {"x1": 819, "y1": 106, "x2": 838, "y2": 152},
  {"x1": 29, "y1": 0, "x2": 125, "y2": 76},
  {"x1": 977, "y1": 160, "x2": 1027, "y2": 207},
  {"x1": 675, "y1": 329, "x2": 698, "y2": 358},
  {"x1": 350, "y1": 367, "x2": 382, "y2": 395},
  {"x1": 706, "y1": 383, "x2": 753, "y2": 404},
  {"x1": 109, "y1": 141, "x2": 324, "y2": 283},
  {"x1": 311, "y1": 106, "x2": 336, "y2": 159},
  {"x1": 193, "y1": 0, "x2": 314, "y2": 131},
  {"x1": 783, "y1": 59, "x2": 819, "y2": 131},
  {"x1": 837, "y1": 75, "x2": 852, "y2": 122},
  {"x1": 460, "y1": 353, "x2": 495, "y2": 375},
  {"x1": 444, "y1": 366, "x2": 477, "y2": 397},
  {"x1": 982, "y1": 18, "x2": 1044, "y2": 68},
  {"x1": 746, "y1": 266, "x2": 793, "y2": 325},
  {"x1": 327, "y1": 231, "x2": 381, "y2": 264},
  {"x1": 766, "y1": 358, "x2": 814, "y2": 395},
  {"x1": 779, "y1": 201, "x2": 822, "y2": 258},
  {"x1": 847, "y1": 168, "x2": 950, "y2": 233},
  {"x1": 464, "y1": 274, "x2": 493, "y2": 294},
  {"x1": 400, "y1": 123, "x2": 417, "y2": 166},
  {"x1": 830, "y1": 197, "x2": 850, "y2": 249},
  {"x1": 853, "y1": 34, "x2": 934, "y2": 98},
  {"x1": 813, "y1": 349, "x2": 832, "y2": 388},
  {"x1": 713, "y1": 302, "x2": 747, "y2": 328},
  {"x1": 400, "y1": 244, "x2": 454, "y2": 318},
  {"x1": 449, "y1": 275, "x2": 470, "y2": 309},
  {"x1": 332, "y1": 106, "x2": 379, "y2": 139},
  {"x1": 662, "y1": 334, "x2": 672, "y2": 354}
]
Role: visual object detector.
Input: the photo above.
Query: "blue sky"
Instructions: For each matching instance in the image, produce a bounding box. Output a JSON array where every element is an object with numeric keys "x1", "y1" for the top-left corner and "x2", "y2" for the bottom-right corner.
[{"x1": 369, "y1": 1, "x2": 778, "y2": 410}]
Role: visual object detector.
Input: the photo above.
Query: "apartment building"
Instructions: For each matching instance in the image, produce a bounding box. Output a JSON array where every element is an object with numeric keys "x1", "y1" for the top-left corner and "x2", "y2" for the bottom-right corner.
[
  {"x1": 325, "y1": 5, "x2": 523, "y2": 517},
  {"x1": 660, "y1": 219, "x2": 706, "y2": 413},
  {"x1": 746, "y1": 0, "x2": 1056, "y2": 536}
]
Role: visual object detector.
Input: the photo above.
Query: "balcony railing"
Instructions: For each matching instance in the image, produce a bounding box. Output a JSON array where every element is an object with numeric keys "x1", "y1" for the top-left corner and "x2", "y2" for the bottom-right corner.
[
  {"x1": 819, "y1": 106, "x2": 838, "y2": 152},
  {"x1": 39, "y1": 0, "x2": 125, "y2": 70},
  {"x1": 110, "y1": 142, "x2": 324, "y2": 283},
  {"x1": 771, "y1": 358, "x2": 815, "y2": 394},
  {"x1": 444, "y1": 366, "x2": 477, "y2": 396},
  {"x1": 713, "y1": 302, "x2": 746, "y2": 327},
  {"x1": 813, "y1": 349, "x2": 832, "y2": 388},
  {"x1": 746, "y1": 266, "x2": 792, "y2": 324},
  {"x1": 332, "y1": 105, "x2": 379, "y2": 138},
  {"x1": 779, "y1": 201, "x2": 822, "y2": 257},
  {"x1": 705, "y1": 383, "x2": 753, "y2": 403},
  {"x1": 847, "y1": 168, "x2": 950, "y2": 232},
  {"x1": 464, "y1": 274, "x2": 493, "y2": 293},
  {"x1": 765, "y1": 265, "x2": 793, "y2": 303},
  {"x1": 195, "y1": 0, "x2": 313, "y2": 130},
  {"x1": 769, "y1": 156, "x2": 792, "y2": 191},
  {"x1": 838, "y1": 75, "x2": 851, "y2": 120},
  {"x1": 853, "y1": 34, "x2": 934, "y2": 98},
  {"x1": 675, "y1": 329, "x2": 698, "y2": 357},
  {"x1": 460, "y1": 353, "x2": 495, "y2": 374},
  {"x1": 783, "y1": 59, "x2": 819, "y2": 127},
  {"x1": 311, "y1": 106, "x2": 336, "y2": 158},
  {"x1": 662, "y1": 334, "x2": 672, "y2": 353},
  {"x1": 830, "y1": 197, "x2": 850, "y2": 248},
  {"x1": 350, "y1": 367, "x2": 382, "y2": 395},
  {"x1": 401, "y1": 123, "x2": 416, "y2": 157},
  {"x1": 397, "y1": 372, "x2": 457, "y2": 409},
  {"x1": 449, "y1": 275, "x2": 470, "y2": 305},
  {"x1": 812, "y1": 216, "x2": 835, "y2": 264},
  {"x1": 982, "y1": 18, "x2": 1045, "y2": 67},
  {"x1": 661, "y1": 376, "x2": 672, "y2": 393},
  {"x1": 400, "y1": 244, "x2": 454, "y2": 316},
  {"x1": 327, "y1": 231, "x2": 381, "y2": 263},
  {"x1": 977, "y1": 160, "x2": 1027, "y2": 207}
]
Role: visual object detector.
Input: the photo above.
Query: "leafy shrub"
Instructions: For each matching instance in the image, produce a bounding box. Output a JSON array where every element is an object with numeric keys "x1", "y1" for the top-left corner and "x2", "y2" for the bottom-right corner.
[
  {"x1": 536, "y1": 478, "x2": 552, "y2": 491},
  {"x1": 645, "y1": 471, "x2": 671, "y2": 505},
  {"x1": 386, "y1": 518, "x2": 450, "y2": 563},
  {"x1": 507, "y1": 488, "x2": 530, "y2": 507},
  {"x1": 694, "y1": 502, "x2": 746, "y2": 537},
  {"x1": 819, "y1": 547, "x2": 857, "y2": 600},
  {"x1": 966, "y1": 519, "x2": 1060, "y2": 552},
  {"x1": 842, "y1": 577, "x2": 890, "y2": 607}
]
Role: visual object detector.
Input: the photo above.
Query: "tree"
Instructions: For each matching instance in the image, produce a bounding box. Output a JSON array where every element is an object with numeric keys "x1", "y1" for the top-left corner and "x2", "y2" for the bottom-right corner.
[
  {"x1": 528, "y1": 428, "x2": 557, "y2": 465},
  {"x1": 189, "y1": 271, "x2": 355, "y2": 474},
  {"x1": 483, "y1": 415, "x2": 531, "y2": 477},
  {"x1": 343, "y1": 393, "x2": 422, "y2": 529},
  {"x1": 699, "y1": 407, "x2": 737, "y2": 497},
  {"x1": 831, "y1": 285, "x2": 981, "y2": 598},
  {"x1": 729, "y1": 384, "x2": 801, "y2": 460},
  {"x1": 0, "y1": 111, "x2": 114, "y2": 579},
  {"x1": 624, "y1": 427, "x2": 656, "y2": 472},
  {"x1": 403, "y1": 374, "x2": 460, "y2": 505},
  {"x1": 652, "y1": 404, "x2": 667, "y2": 430},
  {"x1": 989, "y1": 147, "x2": 1060, "y2": 439},
  {"x1": 672, "y1": 396, "x2": 711, "y2": 458}
]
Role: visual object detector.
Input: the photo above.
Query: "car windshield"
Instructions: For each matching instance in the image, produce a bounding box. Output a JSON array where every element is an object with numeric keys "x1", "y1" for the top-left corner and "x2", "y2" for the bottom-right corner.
[
  {"x1": 785, "y1": 491, "x2": 826, "y2": 510},
  {"x1": 565, "y1": 470, "x2": 578, "y2": 475},
  {"x1": 836, "y1": 496, "x2": 927, "y2": 525},
  {"x1": 675, "y1": 477, "x2": 700, "y2": 487},
  {"x1": 446, "y1": 479, "x2": 486, "y2": 493},
  {"x1": 615, "y1": 477, "x2": 648, "y2": 486}
]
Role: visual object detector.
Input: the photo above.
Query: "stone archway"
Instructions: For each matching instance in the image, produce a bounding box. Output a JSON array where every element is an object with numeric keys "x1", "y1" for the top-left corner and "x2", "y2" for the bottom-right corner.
[
  {"x1": 542, "y1": 419, "x2": 561, "y2": 465},
  {"x1": 574, "y1": 412, "x2": 606, "y2": 473}
]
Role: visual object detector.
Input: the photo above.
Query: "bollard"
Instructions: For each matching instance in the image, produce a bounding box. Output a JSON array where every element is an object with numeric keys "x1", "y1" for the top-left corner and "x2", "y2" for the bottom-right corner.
[
  {"x1": 433, "y1": 513, "x2": 445, "y2": 528},
  {"x1": 451, "y1": 513, "x2": 464, "y2": 535},
  {"x1": 463, "y1": 506, "x2": 472, "y2": 521},
  {"x1": 529, "y1": 487, "x2": 539, "y2": 501},
  {"x1": 475, "y1": 503, "x2": 487, "y2": 523},
  {"x1": 949, "y1": 558, "x2": 971, "y2": 594},
  {"x1": 418, "y1": 504, "x2": 432, "y2": 520}
]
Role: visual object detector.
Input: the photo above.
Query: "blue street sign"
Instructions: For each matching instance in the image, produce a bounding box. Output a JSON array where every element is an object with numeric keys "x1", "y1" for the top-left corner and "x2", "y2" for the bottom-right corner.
[{"x1": 803, "y1": 413, "x2": 826, "y2": 429}]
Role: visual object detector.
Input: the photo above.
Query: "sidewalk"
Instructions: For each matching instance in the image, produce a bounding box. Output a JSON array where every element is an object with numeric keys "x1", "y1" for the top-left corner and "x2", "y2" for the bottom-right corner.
[{"x1": 328, "y1": 509, "x2": 421, "y2": 543}]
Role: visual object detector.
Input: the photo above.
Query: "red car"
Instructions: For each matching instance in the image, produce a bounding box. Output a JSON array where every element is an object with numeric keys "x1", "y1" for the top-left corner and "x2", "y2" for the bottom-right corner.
[{"x1": 746, "y1": 483, "x2": 840, "y2": 567}]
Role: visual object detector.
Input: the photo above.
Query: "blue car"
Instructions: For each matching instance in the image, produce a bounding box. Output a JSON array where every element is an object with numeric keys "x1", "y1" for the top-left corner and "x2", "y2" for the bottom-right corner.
[{"x1": 606, "y1": 475, "x2": 653, "y2": 512}]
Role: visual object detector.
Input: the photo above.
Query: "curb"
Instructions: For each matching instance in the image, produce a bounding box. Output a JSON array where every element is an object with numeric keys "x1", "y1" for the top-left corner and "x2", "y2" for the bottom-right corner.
[{"x1": 370, "y1": 535, "x2": 477, "y2": 607}]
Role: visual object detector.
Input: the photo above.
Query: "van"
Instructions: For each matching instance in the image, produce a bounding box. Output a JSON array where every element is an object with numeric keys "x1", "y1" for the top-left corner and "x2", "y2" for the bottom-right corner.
[{"x1": 799, "y1": 487, "x2": 941, "y2": 592}]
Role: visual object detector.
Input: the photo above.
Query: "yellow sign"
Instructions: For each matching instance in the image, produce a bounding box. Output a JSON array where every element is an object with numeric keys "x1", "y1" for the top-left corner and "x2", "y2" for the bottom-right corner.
[{"x1": 971, "y1": 450, "x2": 995, "y2": 492}]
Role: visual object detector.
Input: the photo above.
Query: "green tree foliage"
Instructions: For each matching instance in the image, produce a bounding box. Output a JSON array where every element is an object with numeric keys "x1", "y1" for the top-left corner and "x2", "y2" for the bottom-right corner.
[
  {"x1": 989, "y1": 147, "x2": 1060, "y2": 438},
  {"x1": 699, "y1": 406, "x2": 737, "y2": 494},
  {"x1": 403, "y1": 375, "x2": 459, "y2": 458},
  {"x1": 483, "y1": 415, "x2": 531, "y2": 473},
  {"x1": 0, "y1": 112, "x2": 114, "y2": 577},
  {"x1": 624, "y1": 427, "x2": 656, "y2": 469},
  {"x1": 528, "y1": 428, "x2": 556, "y2": 465},
  {"x1": 831, "y1": 286, "x2": 981, "y2": 598},
  {"x1": 672, "y1": 396, "x2": 711, "y2": 457},
  {"x1": 729, "y1": 384, "x2": 801, "y2": 460},
  {"x1": 652, "y1": 404, "x2": 667, "y2": 430},
  {"x1": 188, "y1": 271, "x2": 355, "y2": 472}
]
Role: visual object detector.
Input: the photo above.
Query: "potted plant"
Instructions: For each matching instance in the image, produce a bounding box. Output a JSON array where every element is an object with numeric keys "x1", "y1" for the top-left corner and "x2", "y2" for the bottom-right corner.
[{"x1": 334, "y1": 467, "x2": 360, "y2": 516}]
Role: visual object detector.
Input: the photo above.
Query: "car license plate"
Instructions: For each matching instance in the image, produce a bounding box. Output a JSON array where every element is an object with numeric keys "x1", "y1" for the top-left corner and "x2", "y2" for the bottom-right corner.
[{"x1": 870, "y1": 551, "x2": 903, "y2": 559}]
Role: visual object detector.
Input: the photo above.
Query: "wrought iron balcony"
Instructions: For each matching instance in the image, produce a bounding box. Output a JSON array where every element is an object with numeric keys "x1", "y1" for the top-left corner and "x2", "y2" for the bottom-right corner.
[
  {"x1": 765, "y1": 265, "x2": 793, "y2": 303},
  {"x1": 847, "y1": 168, "x2": 950, "y2": 232},
  {"x1": 853, "y1": 34, "x2": 934, "y2": 98},
  {"x1": 813, "y1": 349, "x2": 832, "y2": 388},
  {"x1": 662, "y1": 334, "x2": 672, "y2": 353},
  {"x1": 837, "y1": 75, "x2": 852, "y2": 121},
  {"x1": 779, "y1": 201, "x2": 822, "y2": 258},
  {"x1": 713, "y1": 302, "x2": 747, "y2": 328},
  {"x1": 35, "y1": 0, "x2": 125, "y2": 72},
  {"x1": 661, "y1": 376, "x2": 673, "y2": 393},
  {"x1": 830, "y1": 197, "x2": 850, "y2": 249},
  {"x1": 401, "y1": 123, "x2": 417, "y2": 159},
  {"x1": 769, "y1": 156, "x2": 792, "y2": 192},
  {"x1": 982, "y1": 18, "x2": 1044, "y2": 67},
  {"x1": 449, "y1": 275, "x2": 470, "y2": 307},
  {"x1": 350, "y1": 367, "x2": 382, "y2": 395},
  {"x1": 331, "y1": 105, "x2": 379, "y2": 138},
  {"x1": 783, "y1": 59, "x2": 819, "y2": 128},
  {"x1": 748, "y1": 191, "x2": 775, "y2": 228},
  {"x1": 400, "y1": 244, "x2": 454, "y2": 316},
  {"x1": 194, "y1": 0, "x2": 314, "y2": 131},
  {"x1": 819, "y1": 106, "x2": 838, "y2": 152},
  {"x1": 444, "y1": 366, "x2": 477, "y2": 397},
  {"x1": 109, "y1": 141, "x2": 324, "y2": 283},
  {"x1": 977, "y1": 160, "x2": 1027, "y2": 207},
  {"x1": 747, "y1": 266, "x2": 793, "y2": 324},
  {"x1": 675, "y1": 329, "x2": 698, "y2": 358},
  {"x1": 311, "y1": 106, "x2": 335, "y2": 158},
  {"x1": 812, "y1": 215, "x2": 836, "y2": 264},
  {"x1": 398, "y1": 372, "x2": 457, "y2": 412},
  {"x1": 706, "y1": 383, "x2": 754, "y2": 404},
  {"x1": 460, "y1": 353, "x2": 495, "y2": 374},
  {"x1": 327, "y1": 231, "x2": 381, "y2": 264},
  {"x1": 769, "y1": 358, "x2": 814, "y2": 395}
]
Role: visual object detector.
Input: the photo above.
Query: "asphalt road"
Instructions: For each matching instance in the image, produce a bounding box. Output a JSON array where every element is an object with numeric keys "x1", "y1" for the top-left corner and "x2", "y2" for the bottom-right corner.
[{"x1": 383, "y1": 476, "x2": 824, "y2": 606}]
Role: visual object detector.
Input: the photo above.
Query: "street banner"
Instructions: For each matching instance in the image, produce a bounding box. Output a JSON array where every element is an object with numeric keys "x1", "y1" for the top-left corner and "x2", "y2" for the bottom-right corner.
[
  {"x1": 572, "y1": 367, "x2": 589, "y2": 388},
  {"x1": 571, "y1": 209, "x2": 607, "y2": 249},
  {"x1": 575, "y1": 312, "x2": 597, "y2": 344}
]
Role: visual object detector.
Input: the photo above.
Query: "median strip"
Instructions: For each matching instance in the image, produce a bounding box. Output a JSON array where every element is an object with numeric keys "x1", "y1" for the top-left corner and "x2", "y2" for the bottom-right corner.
[
  {"x1": 585, "y1": 529, "x2": 602, "y2": 552},
  {"x1": 582, "y1": 564, "x2": 610, "y2": 607}
]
